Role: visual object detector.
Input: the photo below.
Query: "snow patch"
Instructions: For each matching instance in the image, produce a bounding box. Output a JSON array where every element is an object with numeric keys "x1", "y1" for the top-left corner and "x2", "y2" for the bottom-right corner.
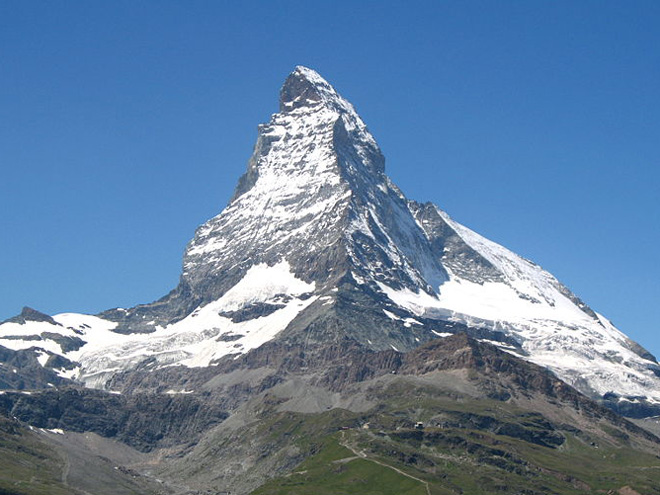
[
  {"x1": 35, "y1": 350, "x2": 50, "y2": 367},
  {"x1": 74, "y1": 261, "x2": 317, "y2": 386},
  {"x1": 431, "y1": 331, "x2": 452, "y2": 338}
]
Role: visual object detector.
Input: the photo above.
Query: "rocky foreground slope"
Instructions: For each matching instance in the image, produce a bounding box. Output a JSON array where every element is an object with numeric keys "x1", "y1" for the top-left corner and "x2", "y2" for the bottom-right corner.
[{"x1": 2, "y1": 334, "x2": 660, "y2": 494}]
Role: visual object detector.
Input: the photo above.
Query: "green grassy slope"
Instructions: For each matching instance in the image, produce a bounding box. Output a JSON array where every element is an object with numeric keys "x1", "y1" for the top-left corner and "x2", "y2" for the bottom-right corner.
[
  {"x1": 0, "y1": 416, "x2": 71, "y2": 495},
  {"x1": 253, "y1": 422, "x2": 660, "y2": 495},
  {"x1": 250, "y1": 381, "x2": 660, "y2": 495}
]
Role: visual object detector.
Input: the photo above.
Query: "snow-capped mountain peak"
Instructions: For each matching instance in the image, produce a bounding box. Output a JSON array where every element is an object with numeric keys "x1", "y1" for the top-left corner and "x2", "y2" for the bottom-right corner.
[
  {"x1": 1, "y1": 67, "x2": 659, "y2": 416},
  {"x1": 180, "y1": 65, "x2": 444, "y2": 311}
]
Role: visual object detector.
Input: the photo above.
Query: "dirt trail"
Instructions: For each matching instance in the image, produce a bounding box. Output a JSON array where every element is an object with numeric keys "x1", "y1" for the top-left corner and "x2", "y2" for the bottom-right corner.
[
  {"x1": 60, "y1": 450, "x2": 70, "y2": 486},
  {"x1": 339, "y1": 431, "x2": 432, "y2": 495}
]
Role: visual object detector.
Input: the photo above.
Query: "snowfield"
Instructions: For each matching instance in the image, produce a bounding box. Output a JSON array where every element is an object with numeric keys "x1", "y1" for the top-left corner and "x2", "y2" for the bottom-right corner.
[{"x1": 1, "y1": 262, "x2": 316, "y2": 388}]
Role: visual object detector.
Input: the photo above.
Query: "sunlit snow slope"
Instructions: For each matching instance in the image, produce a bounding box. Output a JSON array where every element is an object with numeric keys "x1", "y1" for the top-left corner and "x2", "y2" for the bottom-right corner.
[
  {"x1": 400, "y1": 203, "x2": 660, "y2": 402},
  {"x1": 0, "y1": 262, "x2": 314, "y2": 388}
]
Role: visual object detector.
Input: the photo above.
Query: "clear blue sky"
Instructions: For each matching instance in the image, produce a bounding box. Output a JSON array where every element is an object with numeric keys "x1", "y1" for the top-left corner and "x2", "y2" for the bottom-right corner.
[{"x1": 1, "y1": 1, "x2": 659, "y2": 357}]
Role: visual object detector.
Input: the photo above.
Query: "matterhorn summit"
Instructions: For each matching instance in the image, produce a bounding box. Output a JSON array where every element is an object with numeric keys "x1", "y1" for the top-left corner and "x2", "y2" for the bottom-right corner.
[
  {"x1": 1, "y1": 66, "x2": 659, "y2": 415},
  {"x1": 179, "y1": 66, "x2": 447, "y2": 312}
]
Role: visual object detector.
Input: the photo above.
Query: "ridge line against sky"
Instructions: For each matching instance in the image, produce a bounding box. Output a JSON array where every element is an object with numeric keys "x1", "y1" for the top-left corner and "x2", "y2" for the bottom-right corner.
[{"x1": 1, "y1": 1, "x2": 658, "y2": 357}]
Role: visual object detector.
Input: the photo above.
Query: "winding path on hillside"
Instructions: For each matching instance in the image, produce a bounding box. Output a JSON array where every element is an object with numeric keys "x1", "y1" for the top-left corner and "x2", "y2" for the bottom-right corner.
[{"x1": 339, "y1": 431, "x2": 432, "y2": 495}]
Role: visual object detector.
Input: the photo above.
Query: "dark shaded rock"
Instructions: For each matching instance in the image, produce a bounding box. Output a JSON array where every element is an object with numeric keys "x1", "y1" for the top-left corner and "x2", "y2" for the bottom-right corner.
[
  {"x1": 625, "y1": 338, "x2": 659, "y2": 364},
  {"x1": 0, "y1": 346, "x2": 74, "y2": 390},
  {"x1": 40, "y1": 332, "x2": 85, "y2": 352},
  {"x1": 279, "y1": 66, "x2": 326, "y2": 112},
  {"x1": 216, "y1": 333, "x2": 245, "y2": 342},
  {"x1": 408, "y1": 201, "x2": 503, "y2": 284},
  {"x1": 2, "y1": 307, "x2": 60, "y2": 326},
  {"x1": 0, "y1": 335, "x2": 42, "y2": 341},
  {"x1": 0, "y1": 387, "x2": 228, "y2": 452},
  {"x1": 44, "y1": 353, "x2": 77, "y2": 371},
  {"x1": 219, "y1": 302, "x2": 286, "y2": 323},
  {"x1": 601, "y1": 392, "x2": 660, "y2": 419}
]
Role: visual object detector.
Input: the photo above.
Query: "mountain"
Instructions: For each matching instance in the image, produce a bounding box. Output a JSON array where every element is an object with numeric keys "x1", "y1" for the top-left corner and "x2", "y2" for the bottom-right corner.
[
  {"x1": 1, "y1": 66, "x2": 658, "y2": 416},
  {"x1": 2, "y1": 66, "x2": 660, "y2": 494}
]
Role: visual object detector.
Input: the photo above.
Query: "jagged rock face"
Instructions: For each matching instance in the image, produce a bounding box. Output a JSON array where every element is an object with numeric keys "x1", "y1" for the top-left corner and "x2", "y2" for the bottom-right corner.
[
  {"x1": 1, "y1": 66, "x2": 659, "y2": 416},
  {"x1": 181, "y1": 66, "x2": 446, "y2": 310},
  {"x1": 2, "y1": 307, "x2": 60, "y2": 326},
  {"x1": 0, "y1": 388, "x2": 228, "y2": 452}
]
